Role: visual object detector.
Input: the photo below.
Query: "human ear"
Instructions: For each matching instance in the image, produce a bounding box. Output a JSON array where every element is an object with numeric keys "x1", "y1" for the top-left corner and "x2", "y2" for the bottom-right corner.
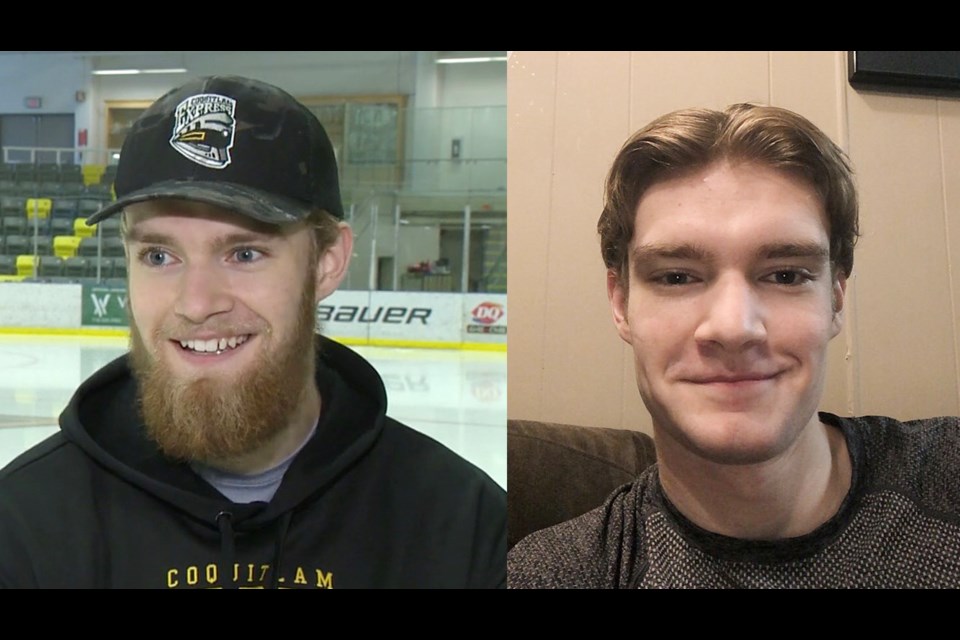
[
  {"x1": 607, "y1": 269, "x2": 633, "y2": 345},
  {"x1": 830, "y1": 272, "x2": 848, "y2": 337},
  {"x1": 315, "y1": 223, "x2": 354, "y2": 302}
]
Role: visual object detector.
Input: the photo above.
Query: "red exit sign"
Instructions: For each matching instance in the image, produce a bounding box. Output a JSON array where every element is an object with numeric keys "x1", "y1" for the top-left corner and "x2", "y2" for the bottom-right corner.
[{"x1": 24, "y1": 96, "x2": 42, "y2": 109}]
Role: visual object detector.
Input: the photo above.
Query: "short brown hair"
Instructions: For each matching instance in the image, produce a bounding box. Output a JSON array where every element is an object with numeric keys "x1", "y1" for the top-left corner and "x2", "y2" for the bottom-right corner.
[
  {"x1": 306, "y1": 208, "x2": 342, "y2": 258},
  {"x1": 599, "y1": 103, "x2": 859, "y2": 285}
]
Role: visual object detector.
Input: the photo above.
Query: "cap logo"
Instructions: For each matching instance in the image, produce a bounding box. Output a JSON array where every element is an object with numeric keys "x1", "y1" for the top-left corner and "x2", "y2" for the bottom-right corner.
[{"x1": 169, "y1": 93, "x2": 237, "y2": 169}]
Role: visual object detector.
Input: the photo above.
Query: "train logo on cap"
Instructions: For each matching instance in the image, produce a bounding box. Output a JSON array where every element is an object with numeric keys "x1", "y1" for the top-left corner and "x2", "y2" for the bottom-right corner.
[{"x1": 169, "y1": 93, "x2": 237, "y2": 169}]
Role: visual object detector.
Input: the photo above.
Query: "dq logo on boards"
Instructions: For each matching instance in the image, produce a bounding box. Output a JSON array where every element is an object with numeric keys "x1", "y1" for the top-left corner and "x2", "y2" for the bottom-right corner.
[{"x1": 467, "y1": 302, "x2": 506, "y2": 335}]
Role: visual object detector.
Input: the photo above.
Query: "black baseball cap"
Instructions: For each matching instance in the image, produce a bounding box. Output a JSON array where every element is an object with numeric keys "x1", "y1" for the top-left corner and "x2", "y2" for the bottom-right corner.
[{"x1": 86, "y1": 75, "x2": 344, "y2": 225}]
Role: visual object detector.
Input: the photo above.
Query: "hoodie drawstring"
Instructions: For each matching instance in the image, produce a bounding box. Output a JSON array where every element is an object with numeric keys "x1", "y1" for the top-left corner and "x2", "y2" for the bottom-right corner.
[
  {"x1": 218, "y1": 510, "x2": 294, "y2": 589},
  {"x1": 267, "y1": 511, "x2": 294, "y2": 589},
  {"x1": 216, "y1": 511, "x2": 237, "y2": 589}
]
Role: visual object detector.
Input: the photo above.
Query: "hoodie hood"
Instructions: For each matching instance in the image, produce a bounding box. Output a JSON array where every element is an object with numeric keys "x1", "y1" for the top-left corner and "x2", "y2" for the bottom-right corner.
[{"x1": 59, "y1": 336, "x2": 386, "y2": 530}]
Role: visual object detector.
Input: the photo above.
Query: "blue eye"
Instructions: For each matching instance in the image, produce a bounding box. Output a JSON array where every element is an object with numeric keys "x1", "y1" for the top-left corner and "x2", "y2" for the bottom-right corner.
[
  {"x1": 140, "y1": 248, "x2": 171, "y2": 266},
  {"x1": 233, "y1": 247, "x2": 264, "y2": 263}
]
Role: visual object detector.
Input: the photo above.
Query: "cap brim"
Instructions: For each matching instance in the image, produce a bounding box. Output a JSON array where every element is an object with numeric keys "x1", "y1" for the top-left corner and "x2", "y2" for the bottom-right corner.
[{"x1": 86, "y1": 180, "x2": 312, "y2": 226}]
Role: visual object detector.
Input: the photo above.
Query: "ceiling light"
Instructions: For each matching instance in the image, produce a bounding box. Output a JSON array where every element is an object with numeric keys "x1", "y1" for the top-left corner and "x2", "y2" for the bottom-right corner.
[
  {"x1": 436, "y1": 56, "x2": 507, "y2": 64},
  {"x1": 92, "y1": 69, "x2": 140, "y2": 75},
  {"x1": 92, "y1": 68, "x2": 188, "y2": 75}
]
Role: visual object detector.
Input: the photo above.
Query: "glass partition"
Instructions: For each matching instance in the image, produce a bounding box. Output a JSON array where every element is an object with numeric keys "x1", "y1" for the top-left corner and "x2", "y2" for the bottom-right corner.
[
  {"x1": 1, "y1": 102, "x2": 506, "y2": 294},
  {"x1": 0, "y1": 51, "x2": 507, "y2": 324},
  {"x1": 313, "y1": 100, "x2": 506, "y2": 293}
]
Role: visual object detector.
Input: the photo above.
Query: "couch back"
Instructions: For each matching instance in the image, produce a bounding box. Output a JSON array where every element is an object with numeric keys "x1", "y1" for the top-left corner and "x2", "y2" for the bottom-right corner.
[{"x1": 507, "y1": 419, "x2": 657, "y2": 549}]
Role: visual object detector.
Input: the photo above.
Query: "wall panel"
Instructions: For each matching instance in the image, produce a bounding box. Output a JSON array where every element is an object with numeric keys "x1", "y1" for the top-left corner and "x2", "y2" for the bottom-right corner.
[
  {"x1": 507, "y1": 50, "x2": 960, "y2": 432},
  {"x1": 506, "y1": 52, "x2": 559, "y2": 419}
]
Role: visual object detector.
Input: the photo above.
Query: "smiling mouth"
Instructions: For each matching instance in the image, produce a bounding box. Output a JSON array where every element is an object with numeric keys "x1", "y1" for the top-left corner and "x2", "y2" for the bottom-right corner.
[
  {"x1": 175, "y1": 334, "x2": 252, "y2": 356},
  {"x1": 687, "y1": 372, "x2": 781, "y2": 385}
]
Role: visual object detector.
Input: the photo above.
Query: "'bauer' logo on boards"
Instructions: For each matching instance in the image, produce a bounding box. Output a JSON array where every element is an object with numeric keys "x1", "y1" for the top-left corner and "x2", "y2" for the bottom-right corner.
[{"x1": 316, "y1": 305, "x2": 432, "y2": 325}]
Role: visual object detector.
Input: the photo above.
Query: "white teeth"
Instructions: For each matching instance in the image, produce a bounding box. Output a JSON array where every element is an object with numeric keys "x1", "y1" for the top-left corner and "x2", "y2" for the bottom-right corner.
[{"x1": 178, "y1": 335, "x2": 250, "y2": 353}]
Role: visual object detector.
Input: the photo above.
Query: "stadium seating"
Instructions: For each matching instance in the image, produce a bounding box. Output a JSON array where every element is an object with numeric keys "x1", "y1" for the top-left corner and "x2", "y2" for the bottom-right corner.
[
  {"x1": 73, "y1": 217, "x2": 95, "y2": 238},
  {"x1": 25, "y1": 198, "x2": 52, "y2": 220},
  {"x1": 5, "y1": 235, "x2": 31, "y2": 257},
  {"x1": 0, "y1": 163, "x2": 127, "y2": 283},
  {"x1": 51, "y1": 198, "x2": 78, "y2": 220},
  {"x1": 84, "y1": 183, "x2": 113, "y2": 199},
  {"x1": 2, "y1": 216, "x2": 27, "y2": 235},
  {"x1": 0, "y1": 196, "x2": 24, "y2": 216},
  {"x1": 53, "y1": 235, "x2": 82, "y2": 258},
  {"x1": 58, "y1": 183, "x2": 86, "y2": 197},
  {"x1": 77, "y1": 199, "x2": 103, "y2": 219},
  {"x1": 109, "y1": 257, "x2": 127, "y2": 279},
  {"x1": 49, "y1": 218, "x2": 74, "y2": 238},
  {"x1": 103, "y1": 236, "x2": 125, "y2": 257},
  {"x1": 88, "y1": 257, "x2": 112, "y2": 279},
  {"x1": 62, "y1": 256, "x2": 89, "y2": 279},
  {"x1": 60, "y1": 164, "x2": 84, "y2": 183},
  {"x1": 77, "y1": 236, "x2": 101, "y2": 257},
  {"x1": 98, "y1": 217, "x2": 122, "y2": 236},
  {"x1": 12, "y1": 164, "x2": 35, "y2": 182},
  {"x1": 16, "y1": 255, "x2": 37, "y2": 278},
  {"x1": 35, "y1": 163, "x2": 60, "y2": 182},
  {"x1": 37, "y1": 255, "x2": 62, "y2": 279}
]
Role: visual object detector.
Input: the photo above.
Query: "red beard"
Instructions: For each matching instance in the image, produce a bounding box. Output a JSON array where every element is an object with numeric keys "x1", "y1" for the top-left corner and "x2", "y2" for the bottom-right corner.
[{"x1": 129, "y1": 275, "x2": 318, "y2": 465}]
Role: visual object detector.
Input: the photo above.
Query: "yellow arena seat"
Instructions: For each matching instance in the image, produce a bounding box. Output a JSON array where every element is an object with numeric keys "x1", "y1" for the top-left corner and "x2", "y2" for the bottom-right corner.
[
  {"x1": 82, "y1": 164, "x2": 105, "y2": 186},
  {"x1": 73, "y1": 217, "x2": 95, "y2": 237},
  {"x1": 16, "y1": 255, "x2": 37, "y2": 278},
  {"x1": 25, "y1": 198, "x2": 52, "y2": 220},
  {"x1": 54, "y1": 235, "x2": 83, "y2": 258}
]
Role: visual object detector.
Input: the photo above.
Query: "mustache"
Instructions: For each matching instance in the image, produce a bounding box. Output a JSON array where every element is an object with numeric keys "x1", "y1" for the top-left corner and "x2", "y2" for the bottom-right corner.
[{"x1": 150, "y1": 319, "x2": 270, "y2": 341}]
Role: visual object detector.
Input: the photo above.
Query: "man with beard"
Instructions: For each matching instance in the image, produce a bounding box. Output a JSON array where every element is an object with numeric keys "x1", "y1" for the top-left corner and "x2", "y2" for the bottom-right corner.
[{"x1": 0, "y1": 76, "x2": 506, "y2": 588}]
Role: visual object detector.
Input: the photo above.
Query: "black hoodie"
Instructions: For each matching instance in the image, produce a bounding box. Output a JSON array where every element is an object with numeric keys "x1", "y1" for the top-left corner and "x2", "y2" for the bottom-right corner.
[{"x1": 0, "y1": 337, "x2": 506, "y2": 588}]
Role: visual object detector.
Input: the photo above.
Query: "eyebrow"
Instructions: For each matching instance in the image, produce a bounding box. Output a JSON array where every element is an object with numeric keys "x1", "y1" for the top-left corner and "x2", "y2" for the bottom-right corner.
[
  {"x1": 757, "y1": 242, "x2": 830, "y2": 262},
  {"x1": 125, "y1": 229, "x2": 280, "y2": 253},
  {"x1": 631, "y1": 243, "x2": 711, "y2": 266},
  {"x1": 631, "y1": 241, "x2": 830, "y2": 267}
]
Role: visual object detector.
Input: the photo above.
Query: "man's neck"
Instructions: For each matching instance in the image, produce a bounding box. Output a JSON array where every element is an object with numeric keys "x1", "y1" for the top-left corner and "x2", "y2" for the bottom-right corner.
[{"x1": 656, "y1": 416, "x2": 852, "y2": 540}]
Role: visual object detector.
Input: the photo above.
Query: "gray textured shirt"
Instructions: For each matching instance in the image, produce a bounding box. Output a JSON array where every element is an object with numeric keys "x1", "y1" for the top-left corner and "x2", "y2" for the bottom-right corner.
[{"x1": 508, "y1": 412, "x2": 960, "y2": 588}]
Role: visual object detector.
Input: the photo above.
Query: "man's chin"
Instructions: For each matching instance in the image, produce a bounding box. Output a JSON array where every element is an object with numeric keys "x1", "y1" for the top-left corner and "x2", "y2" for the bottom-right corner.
[
  {"x1": 660, "y1": 411, "x2": 803, "y2": 467},
  {"x1": 163, "y1": 360, "x2": 246, "y2": 388}
]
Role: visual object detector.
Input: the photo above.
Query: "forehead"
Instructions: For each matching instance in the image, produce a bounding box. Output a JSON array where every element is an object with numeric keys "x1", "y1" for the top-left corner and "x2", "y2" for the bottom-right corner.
[{"x1": 634, "y1": 161, "x2": 828, "y2": 248}]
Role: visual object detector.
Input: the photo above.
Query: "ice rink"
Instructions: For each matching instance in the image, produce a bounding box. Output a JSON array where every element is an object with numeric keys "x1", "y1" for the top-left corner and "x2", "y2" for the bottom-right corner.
[{"x1": 0, "y1": 334, "x2": 506, "y2": 489}]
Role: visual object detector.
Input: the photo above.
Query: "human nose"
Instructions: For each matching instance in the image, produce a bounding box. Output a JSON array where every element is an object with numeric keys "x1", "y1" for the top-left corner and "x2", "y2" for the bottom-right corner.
[
  {"x1": 173, "y1": 264, "x2": 233, "y2": 324},
  {"x1": 693, "y1": 275, "x2": 766, "y2": 350}
]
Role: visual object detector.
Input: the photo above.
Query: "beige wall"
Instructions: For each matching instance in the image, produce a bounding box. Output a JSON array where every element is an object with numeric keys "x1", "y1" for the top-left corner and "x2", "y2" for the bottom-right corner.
[{"x1": 507, "y1": 51, "x2": 960, "y2": 435}]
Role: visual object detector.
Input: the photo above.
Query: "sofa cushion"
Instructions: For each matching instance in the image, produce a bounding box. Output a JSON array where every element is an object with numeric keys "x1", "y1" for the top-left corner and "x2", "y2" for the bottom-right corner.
[{"x1": 507, "y1": 419, "x2": 657, "y2": 549}]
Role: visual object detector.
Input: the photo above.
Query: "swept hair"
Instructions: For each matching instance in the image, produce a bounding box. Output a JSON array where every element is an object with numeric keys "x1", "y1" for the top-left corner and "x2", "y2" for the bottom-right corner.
[{"x1": 599, "y1": 103, "x2": 859, "y2": 285}]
